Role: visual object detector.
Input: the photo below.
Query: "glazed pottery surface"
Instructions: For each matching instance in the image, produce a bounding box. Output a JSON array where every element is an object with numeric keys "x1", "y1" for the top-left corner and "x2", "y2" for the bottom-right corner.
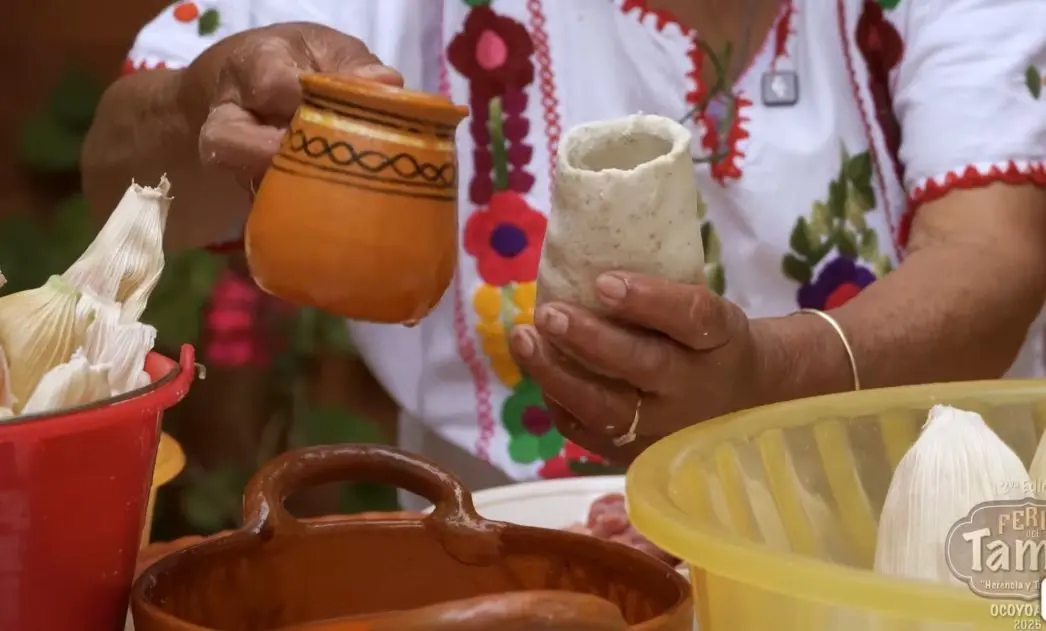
[
  {"x1": 131, "y1": 445, "x2": 691, "y2": 631},
  {"x1": 246, "y1": 74, "x2": 469, "y2": 323}
]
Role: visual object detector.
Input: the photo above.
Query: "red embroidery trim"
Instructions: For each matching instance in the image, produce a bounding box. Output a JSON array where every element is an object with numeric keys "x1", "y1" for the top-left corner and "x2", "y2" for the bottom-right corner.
[
  {"x1": 619, "y1": 0, "x2": 686, "y2": 33},
  {"x1": 682, "y1": 1, "x2": 792, "y2": 184},
  {"x1": 899, "y1": 161, "x2": 1046, "y2": 248},
  {"x1": 122, "y1": 58, "x2": 167, "y2": 75},
  {"x1": 438, "y1": 10, "x2": 496, "y2": 462},
  {"x1": 837, "y1": 0, "x2": 900, "y2": 259},
  {"x1": 770, "y1": 1, "x2": 796, "y2": 71},
  {"x1": 526, "y1": 0, "x2": 563, "y2": 200},
  {"x1": 855, "y1": 0, "x2": 903, "y2": 184}
]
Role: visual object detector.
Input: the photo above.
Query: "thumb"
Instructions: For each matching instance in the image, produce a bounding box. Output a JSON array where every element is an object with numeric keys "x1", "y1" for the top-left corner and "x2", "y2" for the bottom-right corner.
[
  {"x1": 199, "y1": 102, "x2": 284, "y2": 186},
  {"x1": 348, "y1": 63, "x2": 405, "y2": 87}
]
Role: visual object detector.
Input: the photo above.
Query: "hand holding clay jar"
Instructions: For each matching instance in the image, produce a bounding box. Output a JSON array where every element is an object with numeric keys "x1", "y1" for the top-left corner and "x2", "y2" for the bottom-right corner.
[{"x1": 247, "y1": 75, "x2": 469, "y2": 324}]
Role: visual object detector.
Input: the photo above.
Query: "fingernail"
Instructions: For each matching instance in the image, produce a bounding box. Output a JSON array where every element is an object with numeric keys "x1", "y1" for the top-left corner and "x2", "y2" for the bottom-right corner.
[
  {"x1": 510, "y1": 326, "x2": 536, "y2": 359},
  {"x1": 596, "y1": 274, "x2": 628, "y2": 303},
  {"x1": 538, "y1": 306, "x2": 568, "y2": 335}
]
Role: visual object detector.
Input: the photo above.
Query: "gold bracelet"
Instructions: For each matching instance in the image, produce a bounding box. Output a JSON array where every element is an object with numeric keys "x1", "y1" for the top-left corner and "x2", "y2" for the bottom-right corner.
[{"x1": 794, "y1": 308, "x2": 861, "y2": 391}]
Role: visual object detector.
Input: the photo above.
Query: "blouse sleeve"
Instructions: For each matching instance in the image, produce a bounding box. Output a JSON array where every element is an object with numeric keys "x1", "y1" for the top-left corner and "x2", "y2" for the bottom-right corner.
[
  {"x1": 125, "y1": 0, "x2": 252, "y2": 73},
  {"x1": 889, "y1": 0, "x2": 1046, "y2": 209}
]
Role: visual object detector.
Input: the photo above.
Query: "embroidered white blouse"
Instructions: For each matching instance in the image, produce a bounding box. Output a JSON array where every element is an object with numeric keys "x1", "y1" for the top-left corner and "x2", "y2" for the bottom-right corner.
[{"x1": 128, "y1": 0, "x2": 1046, "y2": 481}]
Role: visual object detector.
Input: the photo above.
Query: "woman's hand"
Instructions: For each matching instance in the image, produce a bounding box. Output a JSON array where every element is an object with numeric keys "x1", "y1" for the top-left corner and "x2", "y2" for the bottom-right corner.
[
  {"x1": 508, "y1": 272, "x2": 774, "y2": 462},
  {"x1": 183, "y1": 22, "x2": 404, "y2": 193}
]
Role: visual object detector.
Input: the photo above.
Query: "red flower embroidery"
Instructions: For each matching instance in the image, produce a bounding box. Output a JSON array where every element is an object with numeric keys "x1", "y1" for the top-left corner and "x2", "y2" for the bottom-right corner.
[
  {"x1": 172, "y1": 1, "x2": 200, "y2": 22},
  {"x1": 539, "y1": 441, "x2": 608, "y2": 480},
  {"x1": 463, "y1": 191, "x2": 547, "y2": 285},
  {"x1": 856, "y1": 0, "x2": 904, "y2": 175},
  {"x1": 447, "y1": 6, "x2": 535, "y2": 97}
]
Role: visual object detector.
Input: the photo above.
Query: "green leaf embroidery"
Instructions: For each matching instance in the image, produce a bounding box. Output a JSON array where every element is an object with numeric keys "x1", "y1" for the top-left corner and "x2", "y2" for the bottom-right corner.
[
  {"x1": 782, "y1": 254, "x2": 812, "y2": 284},
  {"x1": 809, "y1": 202, "x2": 832, "y2": 238},
  {"x1": 789, "y1": 217, "x2": 813, "y2": 257},
  {"x1": 827, "y1": 178, "x2": 848, "y2": 219},
  {"x1": 835, "y1": 230, "x2": 859, "y2": 259},
  {"x1": 874, "y1": 255, "x2": 894, "y2": 277},
  {"x1": 198, "y1": 8, "x2": 220, "y2": 36},
  {"x1": 844, "y1": 152, "x2": 872, "y2": 187},
  {"x1": 701, "y1": 221, "x2": 722, "y2": 263},
  {"x1": 1025, "y1": 65, "x2": 1042, "y2": 99},
  {"x1": 858, "y1": 228, "x2": 879, "y2": 261},
  {"x1": 845, "y1": 196, "x2": 867, "y2": 231},
  {"x1": 464, "y1": 0, "x2": 492, "y2": 6},
  {"x1": 876, "y1": 0, "x2": 902, "y2": 9},
  {"x1": 488, "y1": 98, "x2": 509, "y2": 190},
  {"x1": 706, "y1": 263, "x2": 726, "y2": 295},
  {"x1": 695, "y1": 193, "x2": 708, "y2": 222}
]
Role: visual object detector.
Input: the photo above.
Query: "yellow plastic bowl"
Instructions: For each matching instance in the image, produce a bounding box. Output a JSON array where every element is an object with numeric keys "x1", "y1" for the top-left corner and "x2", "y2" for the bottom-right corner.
[
  {"x1": 627, "y1": 380, "x2": 1046, "y2": 630},
  {"x1": 141, "y1": 432, "x2": 185, "y2": 547}
]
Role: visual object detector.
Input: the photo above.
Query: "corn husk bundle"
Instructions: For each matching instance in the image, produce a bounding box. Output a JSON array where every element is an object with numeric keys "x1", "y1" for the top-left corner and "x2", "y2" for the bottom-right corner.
[
  {"x1": 0, "y1": 176, "x2": 171, "y2": 419},
  {"x1": 874, "y1": 404, "x2": 1036, "y2": 586}
]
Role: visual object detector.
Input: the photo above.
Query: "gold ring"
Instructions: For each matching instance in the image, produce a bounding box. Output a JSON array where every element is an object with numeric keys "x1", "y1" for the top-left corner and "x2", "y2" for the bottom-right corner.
[{"x1": 613, "y1": 397, "x2": 642, "y2": 447}]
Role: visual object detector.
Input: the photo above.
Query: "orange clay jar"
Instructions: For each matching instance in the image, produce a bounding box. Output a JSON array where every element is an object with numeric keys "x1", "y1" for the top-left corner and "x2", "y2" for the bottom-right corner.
[{"x1": 246, "y1": 74, "x2": 469, "y2": 324}]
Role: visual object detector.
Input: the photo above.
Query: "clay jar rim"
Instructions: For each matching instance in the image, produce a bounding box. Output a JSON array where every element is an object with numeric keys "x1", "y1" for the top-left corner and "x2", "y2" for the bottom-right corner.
[{"x1": 300, "y1": 73, "x2": 470, "y2": 128}]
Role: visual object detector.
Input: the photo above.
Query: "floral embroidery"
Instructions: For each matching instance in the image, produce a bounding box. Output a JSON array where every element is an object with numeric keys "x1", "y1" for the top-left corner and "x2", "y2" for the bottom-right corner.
[
  {"x1": 502, "y1": 377, "x2": 563, "y2": 463},
  {"x1": 540, "y1": 441, "x2": 612, "y2": 479},
  {"x1": 855, "y1": 0, "x2": 903, "y2": 180},
  {"x1": 171, "y1": 1, "x2": 220, "y2": 36},
  {"x1": 447, "y1": 6, "x2": 535, "y2": 98},
  {"x1": 783, "y1": 148, "x2": 892, "y2": 307},
  {"x1": 798, "y1": 257, "x2": 876, "y2": 310},
  {"x1": 451, "y1": 0, "x2": 594, "y2": 473},
  {"x1": 1026, "y1": 65, "x2": 1044, "y2": 99},
  {"x1": 463, "y1": 191, "x2": 546, "y2": 285}
]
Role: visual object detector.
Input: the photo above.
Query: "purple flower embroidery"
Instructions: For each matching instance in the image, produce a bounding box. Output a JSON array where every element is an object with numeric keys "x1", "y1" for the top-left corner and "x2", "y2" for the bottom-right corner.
[{"x1": 797, "y1": 256, "x2": 876, "y2": 310}]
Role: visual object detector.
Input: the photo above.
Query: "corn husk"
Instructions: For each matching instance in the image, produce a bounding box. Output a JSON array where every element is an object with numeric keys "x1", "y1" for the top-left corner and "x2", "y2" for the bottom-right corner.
[
  {"x1": 1027, "y1": 428, "x2": 1046, "y2": 499},
  {"x1": 874, "y1": 405, "x2": 1031, "y2": 584},
  {"x1": 62, "y1": 176, "x2": 171, "y2": 322},
  {"x1": 82, "y1": 299, "x2": 156, "y2": 395},
  {"x1": 21, "y1": 349, "x2": 110, "y2": 415},
  {"x1": 0, "y1": 275, "x2": 90, "y2": 410}
]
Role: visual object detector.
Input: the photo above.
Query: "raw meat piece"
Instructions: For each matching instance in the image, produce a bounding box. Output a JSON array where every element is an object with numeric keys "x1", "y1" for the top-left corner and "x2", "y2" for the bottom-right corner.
[{"x1": 566, "y1": 493, "x2": 680, "y2": 567}]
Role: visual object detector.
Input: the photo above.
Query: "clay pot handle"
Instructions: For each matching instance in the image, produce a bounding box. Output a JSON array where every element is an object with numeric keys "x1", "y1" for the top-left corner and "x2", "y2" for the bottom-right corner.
[
  {"x1": 279, "y1": 591, "x2": 630, "y2": 631},
  {"x1": 242, "y1": 444, "x2": 478, "y2": 537}
]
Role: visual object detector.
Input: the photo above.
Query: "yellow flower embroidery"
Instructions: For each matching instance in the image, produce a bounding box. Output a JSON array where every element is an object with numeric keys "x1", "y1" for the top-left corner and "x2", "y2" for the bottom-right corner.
[
  {"x1": 472, "y1": 283, "x2": 502, "y2": 322},
  {"x1": 474, "y1": 296, "x2": 522, "y2": 387},
  {"x1": 511, "y1": 282, "x2": 536, "y2": 326}
]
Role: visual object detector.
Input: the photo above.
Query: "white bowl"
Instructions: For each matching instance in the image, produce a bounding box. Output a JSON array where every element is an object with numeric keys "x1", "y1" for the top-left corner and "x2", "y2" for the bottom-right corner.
[{"x1": 468, "y1": 475, "x2": 625, "y2": 528}]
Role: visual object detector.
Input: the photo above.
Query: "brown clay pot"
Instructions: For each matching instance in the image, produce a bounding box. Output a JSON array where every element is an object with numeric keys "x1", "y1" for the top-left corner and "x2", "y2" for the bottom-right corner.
[
  {"x1": 131, "y1": 445, "x2": 692, "y2": 631},
  {"x1": 245, "y1": 74, "x2": 469, "y2": 324}
]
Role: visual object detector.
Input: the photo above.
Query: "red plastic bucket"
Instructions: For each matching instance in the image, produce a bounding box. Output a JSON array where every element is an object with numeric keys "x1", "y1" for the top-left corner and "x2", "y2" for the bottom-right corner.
[{"x1": 0, "y1": 344, "x2": 197, "y2": 631}]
